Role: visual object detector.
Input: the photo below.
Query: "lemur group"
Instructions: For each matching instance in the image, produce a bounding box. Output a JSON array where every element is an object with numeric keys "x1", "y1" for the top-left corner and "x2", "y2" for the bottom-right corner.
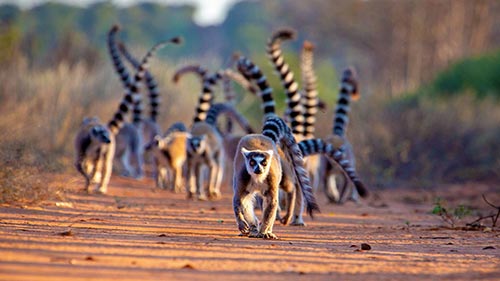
[{"x1": 75, "y1": 25, "x2": 369, "y2": 239}]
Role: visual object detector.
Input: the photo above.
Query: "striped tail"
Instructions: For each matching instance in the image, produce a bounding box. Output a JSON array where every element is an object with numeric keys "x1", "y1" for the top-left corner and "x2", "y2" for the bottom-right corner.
[
  {"x1": 300, "y1": 41, "x2": 319, "y2": 139},
  {"x1": 172, "y1": 64, "x2": 221, "y2": 124},
  {"x1": 205, "y1": 103, "x2": 255, "y2": 134},
  {"x1": 108, "y1": 25, "x2": 133, "y2": 89},
  {"x1": 333, "y1": 67, "x2": 359, "y2": 137},
  {"x1": 193, "y1": 71, "x2": 223, "y2": 124},
  {"x1": 118, "y1": 38, "x2": 181, "y2": 121},
  {"x1": 236, "y1": 57, "x2": 275, "y2": 119},
  {"x1": 262, "y1": 117, "x2": 320, "y2": 217},
  {"x1": 298, "y1": 138, "x2": 368, "y2": 198},
  {"x1": 165, "y1": 122, "x2": 188, "y2": 135},
  {"x1": 267, "y1": 28, "x2": 305, "y2": 136},
  {"x1": 107, "y1": 37, "x2": 175, "y2": 132},
  {"x1": 172, "y1": 64, "x2": 208, "y2": 84}
]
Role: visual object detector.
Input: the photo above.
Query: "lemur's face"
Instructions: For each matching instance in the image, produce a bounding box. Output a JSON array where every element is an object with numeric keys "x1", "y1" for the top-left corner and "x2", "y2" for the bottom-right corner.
[
  {"x1": 188, "y1": 135, "x2": 206, "y2": 154},
  {"x1": 241, "y1": 147, "x2": 273, "y2": 182},
  {"x1": 90, "y1": 125, "x2": 111, "y2": 144}
]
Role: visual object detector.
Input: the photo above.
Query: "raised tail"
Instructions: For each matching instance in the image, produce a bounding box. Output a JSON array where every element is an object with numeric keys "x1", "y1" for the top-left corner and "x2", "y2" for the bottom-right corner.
[
  {"x1": 108, "y1": 25, "x2": 133, "y2": 89},
  {"x1": 205, "y1": 103, "x2": 255, "y2": 134},
  {"x1": 267, "y1": 28, "x2": 304, "y2": 136},
  {"x1": 333, "y1": 67, "x2": 359, "y2": 137},
  {"x1": 262, "y1": 117, "x2": 320, "y2": 217},
  {"x1": 118, "y1": 38, "x2": 181, "y2": 122},
  {"x1": 172, "y1": 64, "x2": 208, "y2": 84},
  {"x1": 107, "y1": 37, "x2": 177, "y2": 132},
  {"x1": 194, "y1": 71, "x2": 223, "y2": 124},
  {"x1": 236, "y1": 56, "x2": 275, "y2": 119},
  {"x1": 300, "y1": 40, "x2": 319, "y2": 139},
  {"x1": 298, "y1": 138, "x2": 368, "y2": 198}
]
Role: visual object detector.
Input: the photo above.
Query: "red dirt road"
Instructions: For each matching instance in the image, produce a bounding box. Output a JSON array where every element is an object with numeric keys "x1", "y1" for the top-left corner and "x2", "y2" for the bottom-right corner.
[{"x1": 0, "y1": 174, "x2": 498, "y2": 280}]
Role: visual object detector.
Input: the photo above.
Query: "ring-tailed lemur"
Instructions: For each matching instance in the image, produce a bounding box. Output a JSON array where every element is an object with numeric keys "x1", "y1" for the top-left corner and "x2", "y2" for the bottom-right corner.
[
  {"x1": 108, "y1": 26, "x2": 181, "y2": 178},
  {"x1": 267, "y1": 28, "x2": 305, "y2": 138},
  {"x1": 146, "y1": 122, "x2": 189, "y2": 192},
  {"x1": 178, "y1": 70, "x2": 226, "y2": 200},
  {"x1": 321, "y1": 67, "x2": 363, "y2": 204},
  {"x1": 74, "y1": 52, "x2": 144, "y2": 193},
  {"x1": 75, "y1": 25, "x2": 169, "y2": 193},
  {"x1": 233, "y1": 56, "x2": 319, "y2": 239}
]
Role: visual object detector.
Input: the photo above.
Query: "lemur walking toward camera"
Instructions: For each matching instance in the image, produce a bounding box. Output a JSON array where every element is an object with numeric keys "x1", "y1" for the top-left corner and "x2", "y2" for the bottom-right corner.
[
  {"x1": 232, "y1": 56, "x2": 319, "y2": 239},
  {"x1": 75, "y1": 26, "x2": 170, "y2": 193}
]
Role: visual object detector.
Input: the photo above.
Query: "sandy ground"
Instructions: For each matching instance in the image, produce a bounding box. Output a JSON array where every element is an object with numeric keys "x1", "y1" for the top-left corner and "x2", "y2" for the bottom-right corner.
[{"x1": 0, "y1": 174, "x2": 498, "y2": 281}]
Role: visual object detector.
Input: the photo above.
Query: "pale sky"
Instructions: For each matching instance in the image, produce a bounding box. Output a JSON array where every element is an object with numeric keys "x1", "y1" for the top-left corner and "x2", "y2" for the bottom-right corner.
[{"x1": 0, "y1": 0, "x2": 243, "y2": 26}]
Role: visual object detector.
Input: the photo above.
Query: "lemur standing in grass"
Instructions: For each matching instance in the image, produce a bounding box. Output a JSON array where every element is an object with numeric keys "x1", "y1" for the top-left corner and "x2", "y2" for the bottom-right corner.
[
  {"x1": 75, "y1": 27, "x2": 168, "y2": 193},
  {"x1": 321, "y1": 68, "x2": 363, "y2": 203},
  {"x1": 232, "y1": 56, "x2": 319, "y2": 239}
]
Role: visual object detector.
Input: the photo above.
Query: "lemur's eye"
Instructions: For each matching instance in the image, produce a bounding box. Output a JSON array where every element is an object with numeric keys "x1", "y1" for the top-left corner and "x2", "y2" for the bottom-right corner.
[
  {"x1": 249, "y1": 160, "x2": 256, "y2": 166},
  {"x1": 261, "y1": 160, "x2": 267, "y2": 166}
]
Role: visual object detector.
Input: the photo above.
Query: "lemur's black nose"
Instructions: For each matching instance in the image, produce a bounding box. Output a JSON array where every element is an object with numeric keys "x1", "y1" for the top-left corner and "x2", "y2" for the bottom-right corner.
[{"x1": 254, "y1": 167, "x2": 262, "y2": 174}]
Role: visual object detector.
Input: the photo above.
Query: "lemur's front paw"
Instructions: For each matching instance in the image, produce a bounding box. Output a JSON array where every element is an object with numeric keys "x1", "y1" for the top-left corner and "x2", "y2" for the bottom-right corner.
[
  {"x1": 280, "y1": 215, "x2": 292, "y2": 225},
  {"x1": 197, "y1": 194, "x2": 208, "y2": 201},
  {"x1": 249, "y1": 232, "x2": 279, "y2": 240},
  {"x1": 186, "y1": 192, "x2": 195, "y2": 200},
  {"x1": 209, "y1": 191, "x2": 221, "y2": 200},
  {"x1": 237, "y1": 221, "x2": 250, "y2": 234}
]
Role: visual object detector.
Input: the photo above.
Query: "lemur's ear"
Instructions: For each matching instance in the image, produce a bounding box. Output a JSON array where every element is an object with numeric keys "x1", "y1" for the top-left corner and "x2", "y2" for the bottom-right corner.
[
  {"x1": 241, "y1": 147, "x2": 252, "y2": 159},
  {"x1": 263, "y1": 150, "x2": 274, "y2": 158}
]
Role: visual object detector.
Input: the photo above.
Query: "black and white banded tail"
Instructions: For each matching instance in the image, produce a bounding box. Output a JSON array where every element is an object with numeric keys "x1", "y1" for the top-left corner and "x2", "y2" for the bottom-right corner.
[
  {"x1": 298, "y1": 138, "x2": 368, "y2": 198},
  {"x1": 236, "y1": 57, "x2": 275, "y2": 119},
  {"x1": 107, "y1": 35, "x2": 177, "y2": 131},
  {"x1": 333, "y1": 68, "x2": 359, "y2": 137},
  {"x1": 301, "y1": 41, "x2": 319, "y2": 139},
  {"x1": 118, "y1": 37, "x2": 181, "y2": 121},
  {"x1": 173, "y1": 65, "x2": 222, "y2": 124},
  {"x1": 262, "y1": 117, "x2": 320, "y2": 217},
  {"x1": 267, "y1": 28, "x2": 304, "y2": 136}
]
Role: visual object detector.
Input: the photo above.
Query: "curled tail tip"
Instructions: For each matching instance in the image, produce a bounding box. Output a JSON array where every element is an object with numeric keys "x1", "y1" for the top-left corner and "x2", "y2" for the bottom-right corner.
[
  {"x1": 303, "y1": 40, "x2": 315, "y2": 51},
  {"x1": 355, "y1": 181, "x2": 369, "y2": 198},
  {"x1": 170, "y1": 36, "x2": 183, "y2": 44},
  {"x1": 274, "y1": 28, "x2": 297, "y2": 41}
]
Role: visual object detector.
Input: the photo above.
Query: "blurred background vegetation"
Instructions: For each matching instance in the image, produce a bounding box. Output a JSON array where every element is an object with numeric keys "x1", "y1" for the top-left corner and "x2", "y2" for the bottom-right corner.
[{"x1": 0, "y1": 0, "x2": 499, "y2": 202}]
